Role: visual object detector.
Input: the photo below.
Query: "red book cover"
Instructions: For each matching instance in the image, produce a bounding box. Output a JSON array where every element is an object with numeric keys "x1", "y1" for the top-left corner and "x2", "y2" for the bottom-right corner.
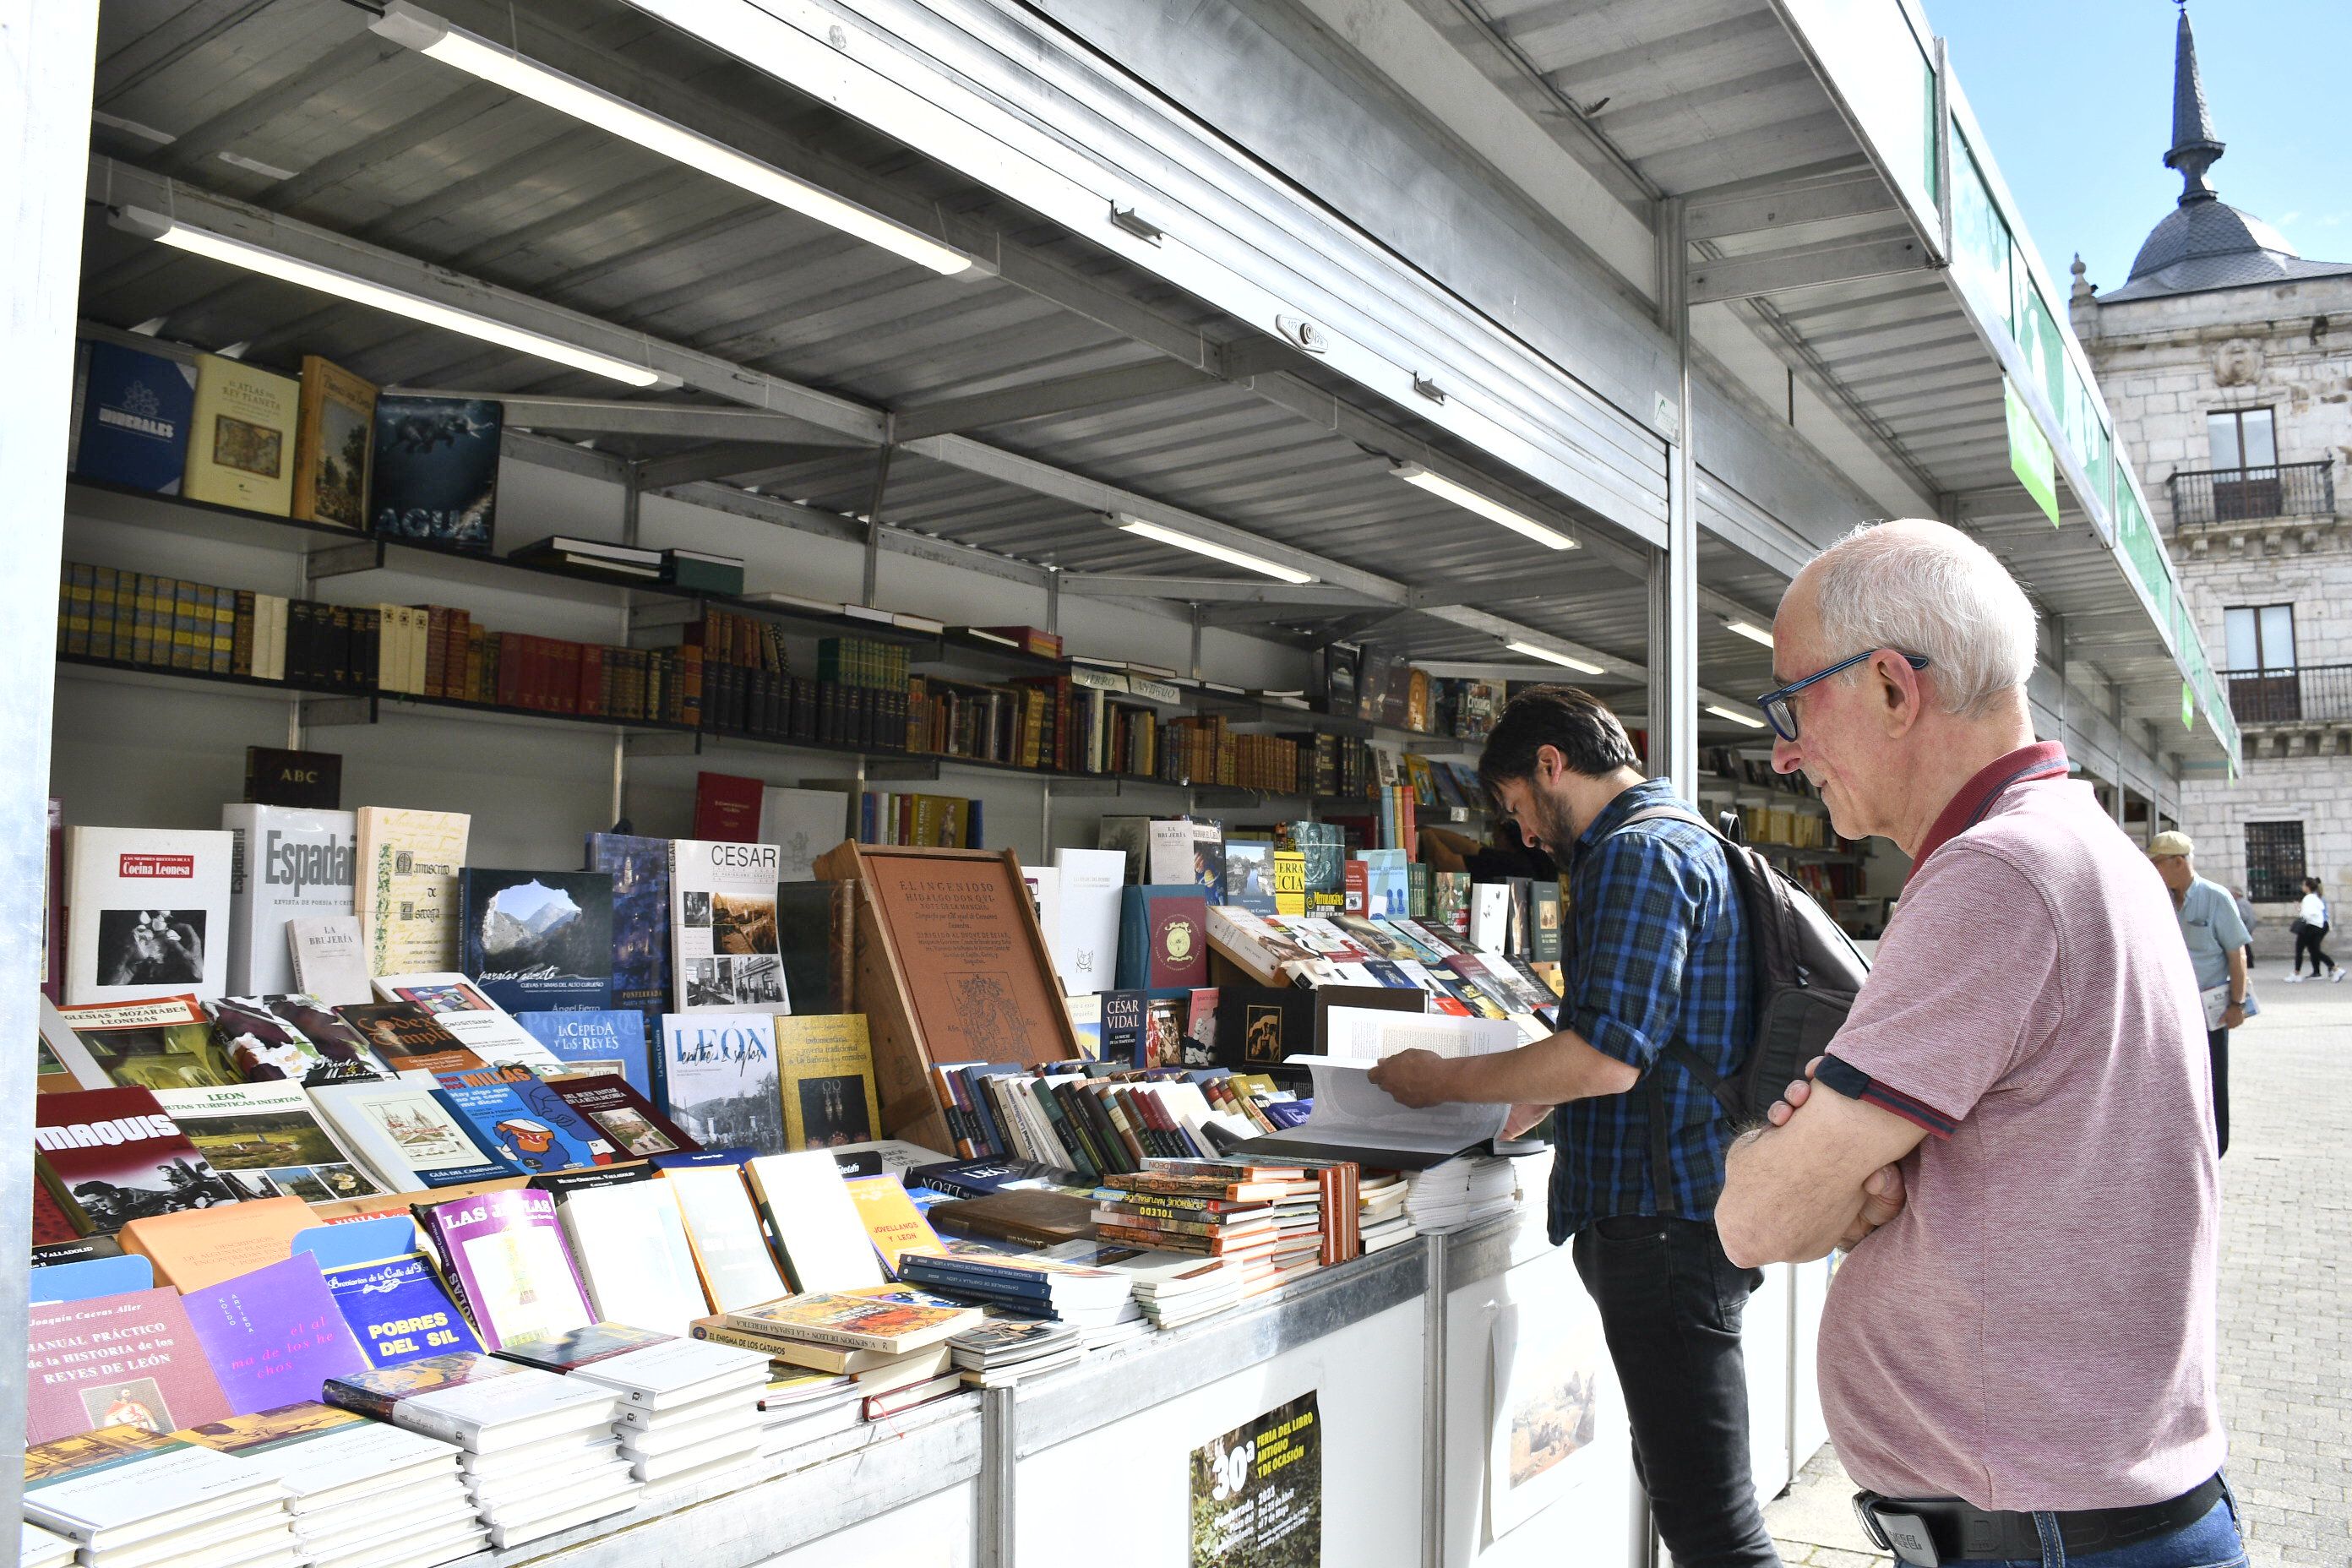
[
  {"x1": 692, "y1": 770, "x2": 763, "y2": 843},
  {"x1": 35, "y1": 1086, "x2": 249, "y2": 1235},
  {"x1": 444, "y1": 611, "x2": 471, "y2": 702},
  {"x1": 26, "y1": 1285, "x2": 232, "y2": 1443},
  {"x1": 494, "y1": 632, "x2": 520, "y2": 709},
  {"x1": 1147, "y1": 891, "x2": 1209, "y2": 989},
  {"x1": 1342, "y1": 861, "x2": 1369, "y2": 917},
  {"x1": 561, "y1": 640, "x2": 582, "y2": 716},
  {"x1": 578, "y1": 643, "x2": 605, "y2": 717}
]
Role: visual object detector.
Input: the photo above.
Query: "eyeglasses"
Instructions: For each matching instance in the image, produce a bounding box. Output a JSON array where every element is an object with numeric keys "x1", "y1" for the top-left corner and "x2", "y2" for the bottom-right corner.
[{"x1": 1754, "y1": 649, "x2": 1930, "y2": 742}]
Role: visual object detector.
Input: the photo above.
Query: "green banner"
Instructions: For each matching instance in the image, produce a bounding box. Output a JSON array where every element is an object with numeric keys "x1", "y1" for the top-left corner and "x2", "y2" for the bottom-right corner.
[
  {"x1": 2006, "y1": 378, "x2": 2061, "y2": 526},
  {"x1": 2182, "y1": 681, "x2": 2196, "y2": 731}
]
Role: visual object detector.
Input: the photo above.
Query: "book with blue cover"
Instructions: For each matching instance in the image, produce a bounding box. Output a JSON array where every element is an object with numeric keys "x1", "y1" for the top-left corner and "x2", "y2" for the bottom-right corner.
[
  {"x1": 369, "y1": 395, "x2": 501, "y2": 552},
  {"x1": 69, "y1": 339, "x2": 196, "y2": 493},
  {"x1": 432, "y1": 1081, "x2": 607, "y2": 1177},
  {"x1": 584, "y1": 831, "x2": 671, "y2": 1043},
  {"x1": 457, "y1": 869, "x2": 613, "y2": 1015},
  {"x1": 515, "y1": 1010, "x2": 651, "y2": 1102},
  {"x1": 320, "y1": 1251, "x2": 482, "y2": 1369}
]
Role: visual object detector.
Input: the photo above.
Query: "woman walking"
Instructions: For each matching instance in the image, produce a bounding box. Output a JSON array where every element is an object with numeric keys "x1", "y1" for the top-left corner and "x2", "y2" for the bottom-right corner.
[{"x1": 2290, "y1": 877, "x2": 2339, "y2": 982}]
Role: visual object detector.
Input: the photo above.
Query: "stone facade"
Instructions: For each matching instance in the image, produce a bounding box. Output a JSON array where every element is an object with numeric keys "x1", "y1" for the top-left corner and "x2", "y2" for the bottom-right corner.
[{"x1": 2074, "y1": 272, "x2": 2352, "y2": 937}]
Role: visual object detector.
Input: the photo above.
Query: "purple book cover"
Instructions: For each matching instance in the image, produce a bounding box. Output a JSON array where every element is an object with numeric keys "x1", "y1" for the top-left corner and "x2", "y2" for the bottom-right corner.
[
  {"x1": 182, "y1": 1254, "x2": 370, "y2": 1416},
  {"x1": 419, "y1": 1186, "x2": 594, "y2": 1351}
]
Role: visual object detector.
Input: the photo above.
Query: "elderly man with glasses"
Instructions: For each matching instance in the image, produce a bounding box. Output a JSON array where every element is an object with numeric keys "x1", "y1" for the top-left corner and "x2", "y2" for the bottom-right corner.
[{"x1": 1718, "y1": 519, "x2": 2235, "y2": 1568}]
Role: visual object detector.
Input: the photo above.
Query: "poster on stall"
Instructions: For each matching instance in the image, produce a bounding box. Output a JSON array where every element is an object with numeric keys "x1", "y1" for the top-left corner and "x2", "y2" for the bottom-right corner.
[
  {"x1": 1189, "y1": 1391, "x2": 1321, "y2": 1568},
  {"x1": 1487, "y1": 1284, "x2": 1611, "y2": 1539}
]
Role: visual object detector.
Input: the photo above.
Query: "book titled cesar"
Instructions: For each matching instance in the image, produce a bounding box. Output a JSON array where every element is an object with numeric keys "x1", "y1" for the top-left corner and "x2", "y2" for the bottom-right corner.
[{"x1": 668, "y1": 839, "x2": 787, "y2": 1014}]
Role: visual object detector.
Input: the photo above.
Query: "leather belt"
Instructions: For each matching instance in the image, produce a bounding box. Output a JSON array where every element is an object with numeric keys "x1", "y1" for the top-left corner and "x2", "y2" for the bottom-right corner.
[{"x1": 1853, "y1": 1474, "x2": 2225, "y2": 1565}]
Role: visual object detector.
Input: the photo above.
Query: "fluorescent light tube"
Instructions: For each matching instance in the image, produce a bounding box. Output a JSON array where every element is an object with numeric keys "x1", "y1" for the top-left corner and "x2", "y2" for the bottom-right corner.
[
  {"x1": 1391, "y1": 462, "x2": 1576, "y2": 550},
  {"x1": 1723, "y1": 618, "x2": 1776, "y2": 647},
  {"x1": 1114, "y1": 517, "x2": 1317, "y2": 585},
  {"x1": 371, "y1": 2, "x2": 969, "y2": 277},
  {"x1": 1504, "y1": 640, "x2": 1605, "y2": 675},
  {"x1": 113, "y1": 207, "x2": 670, "y2": 388},
  {"x1": 1706, "y1": 704, "x2": 1768, "y2": 730}
]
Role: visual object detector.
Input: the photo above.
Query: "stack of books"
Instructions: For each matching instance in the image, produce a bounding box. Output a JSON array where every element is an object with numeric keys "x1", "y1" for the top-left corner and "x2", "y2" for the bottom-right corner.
[
  {"x1": 1402, "y1": 1155, "x2": 1520, "y2": 1234},
  {"x1": 753, "y1": 1368, "x2": 863, "y2": 1457},
  {"x1": 174, "y1": 1402, "x2": 483, "y2": 1568},
  {"x1": 19, "y1": 1524, "x2": 74, "y2": 1568},
  {"x1": 1092, "y1": 1160, "x2": 1327, "y2": 1298},
  {"x1": 1359, "y1": 1173, "x2": 1415, "y2": 1252},
  {"x1": 1045, "y1": 1243, "x2": 1244, "y2": 1331},
  {"x1": 692, "y1": 1293, "x2": 980, "y2": 1423},
  {"x1": 948, "y1": 1318, "x2": 1085, "y2": 1387},
  {"x1": 896, "y1": 1251, "x2": 1141, "y2": 1338},
  {"x1": 324, "y1": 1353, "x2": 640, "y2": 1552},
  {"x1": 20, "y1": 1429, "x2": 297, "y2": 1568},
  {"x1": 493, "y1": 1326, "x2": 770, "y2": 1499}
]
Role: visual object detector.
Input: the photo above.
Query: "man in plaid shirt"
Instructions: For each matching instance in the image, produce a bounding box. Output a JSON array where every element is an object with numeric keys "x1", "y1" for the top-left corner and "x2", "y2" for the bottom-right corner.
[{"x1": 1370, "y1": 685, "x2": 1771, "y2": 1568}]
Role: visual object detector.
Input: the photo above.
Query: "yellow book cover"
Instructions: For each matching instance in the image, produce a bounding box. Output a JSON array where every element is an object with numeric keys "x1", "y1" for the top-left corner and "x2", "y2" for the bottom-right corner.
[
  {"x1": 774, "y1": 1014, "x2": 881, "y2": 1151},
  {"x1": 291, "y1": 356, "x2": 377, "y2": 528},
  {"x1": 183, "y1": 354, "x2": 299, "y2": 514},
  {"x1": 353, "y1": 807, "x2": 471, "y2": 975},
  {"x1": 841, "y1": 1173, "x2": 944, "y2": 1277},
  {"x1": 1272, "y1": 850, "x2": 1307, "y2": 917}
]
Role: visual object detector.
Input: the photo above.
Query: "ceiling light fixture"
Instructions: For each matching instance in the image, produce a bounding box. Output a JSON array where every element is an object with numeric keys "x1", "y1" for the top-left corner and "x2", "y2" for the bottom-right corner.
[
  {"x1": 1504, "y1": 640, "x2": 1606, "y2": 675},
  {"x1": 1722, "y1": 618, "x2": 1776, "y2": 647},
  {"x1": 1706, "y1": 704, "x2": 1769, "y2": 730},
  {"x1": 1391, "y1": 462, "x2": 1576, "y2": 551},
  {"x1": 111, "y1": 206, "x2": 673, "y2": 388},
  {"x1": 1113, "y1": 515, "x2": 1317, "y2": 585},
  {"x1": 369, "y1": 2, "x2": 970, "y2": 277}
]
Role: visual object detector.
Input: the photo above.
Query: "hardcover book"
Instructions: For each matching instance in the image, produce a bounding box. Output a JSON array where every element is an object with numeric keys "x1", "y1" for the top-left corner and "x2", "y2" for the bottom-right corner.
[
  {"x1": 1051, "y1": 847, "x2": 1125, "y2": 996},
  {"x1": 1116, "y1": 885, "x2": 1210, "y2": 990},
  {"x1": 153, "y1": 1081, "x2": 381, "y2": 1204},
  {"x1": 172, "y1": 1400, "x2": 465, "y2": 1504},
  {"x1": 774, "y1": 880, "x2": 856, "y2": 1023},
  {"x1": 457, "y1": 869, "x2": 615, "y2": 1015},
  {"x1": 21, "y1": 1428, "x2": 281, "y2": 1549},
  {"x1": 417, "y1": 1188, "x2": 595, "y2": 1351},
  {"x1": 320, "y1": 1252, "x2": 481, "y2": 1369},
  {"x1": 761, "y1": 787, "x2": 848, "y2": 882},
  {"x1": 242, "y1": 747, "x2": 342, "y2": 810},
  {"x1": 775, "y1": 1014, "x2": 881, "y2": 1151},
  {"x1": 220, "y1": 808, "x2": 357, "y2": 998},
  {"x1": 204, "y1": 993, "x2": 382, "y2": 1084},
  {"x1": 660, "y1": 1012, "x2": 785, "y2": 1153},
  {"x1": 668, "y1": 839, "x2": 787, "y2": 1013},
  {"x1": 69, "y1": 337, "x2": 196, "y2": 493},
  {"x1": 323, "y1": 1353, "x2": 617, "y2": 1451},
  {"x1": 585, "y1": 831, "x2": 672, "y2": 1034},
  {"x1": 288, "y1": 355, "x2": 374, "y2": 529},
  {"x1": 307, "y1": 1079, "x2": 523, "y2": 1192},
  {"x1": 354, "y1": 808, "x2": 470, "y2": 977},
  {"x1": 711, "y1": 1292, "x2": 977, "y2": 1354},
  {"x1": 182, "y1": 1253, "x2": 371, "y2": 1415},
  {"x1": 662, "y1": 1164, "x2": 787, "y2": 1314},
  {"x1": 367, "y1": 974, "x2": 569, "y2": 1077},
  {"x1": 182, "y1": 353, "x2": 298, "y2": 514},
  {"x1": 743, "y1": 1152, "x2": 886, "y2": 1294},
  {"x1": 51, "y1": 994, "x2": 238, "y2": 1090},
  {"x1": 369, "y1": 395, "x2": 501, "y2": 551},
  {"x1": 543, "y1": 1074, "x2": 701, "y2": 1160},
  {"x1": 515, "y1": 1010, "x2": 652, "y2": 1102},
  {"x1": 27, "y1": 1286, "x2": 233, "y2": 1443},
  {"x1": 63, "y1": 828, "x2": 234, "y2": 1004},
  {"x1": 335, "y1": 1000, "x2": 477, "y2": 1076},
  {"x1": 35, "y1": 1086, "x2": 250, "y2": 1235},
  {"x1": 691, "y1": 772, "x2": 763, "y2": 844}
]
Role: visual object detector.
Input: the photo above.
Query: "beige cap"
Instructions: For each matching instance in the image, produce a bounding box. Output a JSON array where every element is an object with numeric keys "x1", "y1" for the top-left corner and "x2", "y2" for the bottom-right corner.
[{"x1": 2148, "y1": 830, "x2": 2195, "y2": 860}]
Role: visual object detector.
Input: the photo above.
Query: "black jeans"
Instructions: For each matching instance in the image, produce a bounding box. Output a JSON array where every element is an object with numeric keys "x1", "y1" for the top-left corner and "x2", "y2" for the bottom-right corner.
[
  {"x1": 2295, "y1": 924, "x2": 2335, "y2": 974},
  {"x1": 1572, "y1": 1215, "x2": 1779, "y2": 1568},
  {"x1": 2206, "y1": 1028, "x2": 2229, "y2": 1158}
]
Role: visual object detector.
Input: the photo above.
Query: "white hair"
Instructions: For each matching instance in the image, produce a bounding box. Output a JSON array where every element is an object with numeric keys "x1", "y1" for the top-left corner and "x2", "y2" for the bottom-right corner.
[{"x1": 1806, "y1": 519, "x2": 2038, "y2": 716}]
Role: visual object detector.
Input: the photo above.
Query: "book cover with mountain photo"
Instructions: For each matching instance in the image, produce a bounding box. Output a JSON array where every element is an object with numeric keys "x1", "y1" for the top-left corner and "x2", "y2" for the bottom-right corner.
[{"x1": 458, "y1": 870, "x2": 614, "y2": 1015}]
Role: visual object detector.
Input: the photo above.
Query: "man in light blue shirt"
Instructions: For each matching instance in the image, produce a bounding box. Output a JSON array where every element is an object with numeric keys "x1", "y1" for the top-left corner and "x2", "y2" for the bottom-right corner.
[{"x1": 2151, "y1": 831, "x2": 2248, "y2": 1156}]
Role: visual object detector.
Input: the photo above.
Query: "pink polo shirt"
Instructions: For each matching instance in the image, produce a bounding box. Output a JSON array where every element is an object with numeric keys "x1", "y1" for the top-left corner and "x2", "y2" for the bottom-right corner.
[{"x1": 1817, "y1": 743, "x2": 2224, "y2": 1510}]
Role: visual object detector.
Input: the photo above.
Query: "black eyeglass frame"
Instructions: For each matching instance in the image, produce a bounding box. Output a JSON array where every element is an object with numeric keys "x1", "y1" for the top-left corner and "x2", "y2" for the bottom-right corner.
[{"x1": 1753, "y1": 649, "x2": 1931, "y2": 742}]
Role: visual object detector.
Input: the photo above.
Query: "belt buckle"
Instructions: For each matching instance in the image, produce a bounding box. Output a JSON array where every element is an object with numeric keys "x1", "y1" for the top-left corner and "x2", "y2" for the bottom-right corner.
[{"x1": 1854, "y1": 1494, "x2": 1943, "y2": 1568}]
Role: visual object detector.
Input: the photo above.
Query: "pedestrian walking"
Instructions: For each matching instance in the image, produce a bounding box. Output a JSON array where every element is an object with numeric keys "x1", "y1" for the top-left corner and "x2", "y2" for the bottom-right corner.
[
  {"x1": 2148, "y1": 832, "x2": 2248, "y2": 1156},
  {"x1": 2290, "y1": 876, "x2": 2338, "y2": 982},
  {"x1": 1714, "y1": 520, "x2": 2234, "y2": 1568}
]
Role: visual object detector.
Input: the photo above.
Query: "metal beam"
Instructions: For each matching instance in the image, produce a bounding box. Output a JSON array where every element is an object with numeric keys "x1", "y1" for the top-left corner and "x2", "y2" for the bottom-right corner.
[
  {"x1": 1057, "y1": 574, "x2": 1379, "y2": 606},
  {"x1": 1685, "y1": 174, "x2": 1899, "y2": 242},
  {"x1": 890, "y1": 360, "x2": 1215, "y2": 442},
  {"x1": 632, "y1": 442, "x2": 847, "y2": 490},
  {"x1": 1689, "y1": 234, "x2": 1932, "y2": 306},
  {"x1": 399, "y1": 391, "x2": 869, "y2": 445}
]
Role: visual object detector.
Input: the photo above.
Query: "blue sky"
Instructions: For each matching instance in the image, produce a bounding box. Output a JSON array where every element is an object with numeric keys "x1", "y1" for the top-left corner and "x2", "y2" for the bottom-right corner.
[{"x1": 1932, "y1": 2, "x2": 2352, "y2": 294}]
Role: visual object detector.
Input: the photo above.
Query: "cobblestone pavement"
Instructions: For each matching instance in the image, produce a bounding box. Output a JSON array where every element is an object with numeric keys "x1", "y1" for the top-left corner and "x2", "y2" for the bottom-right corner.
[{"x1": 1765, "y1": 974, "x2": 2352, "y2": 1567}]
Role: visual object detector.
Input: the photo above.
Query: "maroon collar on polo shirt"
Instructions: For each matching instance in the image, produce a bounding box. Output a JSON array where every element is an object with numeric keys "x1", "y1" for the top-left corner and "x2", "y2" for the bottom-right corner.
[{"x1": 1910, "y1": 740, "x2": 2070, "y2": 868}]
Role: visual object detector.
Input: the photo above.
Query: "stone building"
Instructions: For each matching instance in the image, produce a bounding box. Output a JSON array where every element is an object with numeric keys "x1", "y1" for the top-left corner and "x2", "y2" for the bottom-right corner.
[{"x1": 2072, "y1": 6, "x2": 2352, "y2": 950}]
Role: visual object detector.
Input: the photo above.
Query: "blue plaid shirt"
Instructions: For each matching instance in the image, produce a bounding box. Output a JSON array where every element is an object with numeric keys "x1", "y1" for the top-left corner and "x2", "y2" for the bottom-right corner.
[{"x1": 1547, "y1": 778, "x2": 1751, "y2": 1243}]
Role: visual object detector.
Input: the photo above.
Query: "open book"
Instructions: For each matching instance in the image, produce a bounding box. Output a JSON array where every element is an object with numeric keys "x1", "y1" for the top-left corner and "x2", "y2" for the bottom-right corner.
[{"x1": 1238, "y1": 1008, "x2": 1523, "y2": 1169}]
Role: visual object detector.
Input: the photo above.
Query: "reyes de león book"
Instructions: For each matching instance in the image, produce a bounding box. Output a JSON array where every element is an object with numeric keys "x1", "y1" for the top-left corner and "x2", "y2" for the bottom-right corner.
[
  {"x1": 369, "y1": 395, "x2": 501, "y2": 552},
  {"x1": 668, "y1": 839, "x2": 787, "y2": 1013},
  {"x1": 26, "y1": 1285, "x2": 233, "y2": 1444},
  {"x1": 62, "y1": 828, "x2": 233, "y2": 1005},
  {"x1": 456, "y1": 868, "x2": 615, "y2": 1015},
  {"x1": 660, "y1": 1012, "x2": 785, "y2": 1154},
  {"x1": 220, "y1": 804, "x2": 356, "y2": 997}
]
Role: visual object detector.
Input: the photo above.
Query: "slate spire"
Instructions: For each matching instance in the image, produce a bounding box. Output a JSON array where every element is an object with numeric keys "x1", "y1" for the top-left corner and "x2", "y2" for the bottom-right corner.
[{"x1": 2163, "y1": 3, "x2": 2224, "y2": 205}]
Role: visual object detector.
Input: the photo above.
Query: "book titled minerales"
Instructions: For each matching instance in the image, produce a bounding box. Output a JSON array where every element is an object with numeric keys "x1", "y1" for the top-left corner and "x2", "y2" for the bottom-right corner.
[
  {"x1": 584, "y1": 831, "x2": 672, "y2": 1036},
  {"x1": 62, "y1": 827, "x2": 235, "y2": 1005},
  {"x1": 369, "y1": 395, "x2": 502, "y2": 552},
  {"x1": 68, "y1": 337, "x2": 196, "y2": 493},
  {"x1": 667, "y1": 839, "x2": 787, "y2": 1015},
  {"x1": 320, "y1": 1252, "x2": 481, "y2": 1369},
  {"x1": 457, "y1": 869, "x2": 615, "y2": 1015},
  {"x1": 35, "y1": 1085, "x2": 251, "y2": 1236},
  {"x1": 182, "y1": 353, "x2": 299, "y2": 514},
  {"x1": 416, "y1": 1188, "x2": 595, "y2": 1352},
  {"x1": 515, "y1": 1010, "x2": 652, "y2": 1102},
  {"x1": 26, "y1": 1285, "x2": 234, "y2": 1443},
  {"x1": 220, "y1": 804, "x2": 356, "y2": 997},
  {"x1": 659, "y1": 1012, "x2": 784, "y2": 1154},
  {"x1": 153, "y1": 1080, "x2": 382, "y2": 1205},
  {"x1": 354, "y1": 808, "x2": 470, "y2": 977},
  {"x1": 182, "y1": 1254, "x2": 372, "y2": 1415}
]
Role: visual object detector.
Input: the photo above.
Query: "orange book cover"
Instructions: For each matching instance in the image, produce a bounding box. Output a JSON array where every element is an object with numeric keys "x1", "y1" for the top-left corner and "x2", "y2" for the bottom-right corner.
[
  {"x1": 841, "y1": 1174, "x2": 945, "y2": 1277},
  {"x1": 117, "y1": 1195, "x2": 316, "y2": 1292}
]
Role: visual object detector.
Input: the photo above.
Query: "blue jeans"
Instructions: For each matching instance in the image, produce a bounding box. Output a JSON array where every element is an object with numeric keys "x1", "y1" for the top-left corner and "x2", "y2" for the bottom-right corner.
[{"x1": 1985, "y1": 1487, "x2": 2243, "y2": 1568}]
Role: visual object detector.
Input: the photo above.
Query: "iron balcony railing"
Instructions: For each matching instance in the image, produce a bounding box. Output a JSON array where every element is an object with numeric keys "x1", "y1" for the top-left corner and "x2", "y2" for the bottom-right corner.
[
  {"x1": 2167, "y1": 459, "x2": 2335, "y2": 528},
  {"x1": 2223, "y1": 663, "x2": 2352, "y2": 725}
]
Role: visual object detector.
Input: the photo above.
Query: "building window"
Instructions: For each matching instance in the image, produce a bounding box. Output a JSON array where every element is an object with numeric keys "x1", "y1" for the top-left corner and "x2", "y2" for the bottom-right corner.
[
  {"x1": 2245, "y1": 821, "x2": 2306, "y2": 903},
  {"x1": 2224, "y1": 603, "x2": 2300, "y2": 721},
  {"x1": 2207, "y1": 408, "x2": 2279, "y2": 520}
]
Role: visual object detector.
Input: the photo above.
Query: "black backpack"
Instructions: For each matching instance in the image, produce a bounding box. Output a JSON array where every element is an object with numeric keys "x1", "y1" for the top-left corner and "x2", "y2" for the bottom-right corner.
[{"x1": 1617, "y1": 806, "x2": 1870, "y2": 1198}]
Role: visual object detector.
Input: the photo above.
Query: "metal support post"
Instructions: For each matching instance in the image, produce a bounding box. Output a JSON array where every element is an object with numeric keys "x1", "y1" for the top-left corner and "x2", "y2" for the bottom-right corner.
[
  {"x1": 1419, "y1": 1231, "x2": 1448, "y2": 1567},
  {"x1": 1653, "y1": 197, "x2": 1699, "y2": 800},
  {"x1": 1045, "y1": 563, "x2": 1062, "y2": 637},
  {"x1": 977, "y1": 1385, "x2": 1016, "y2": 1565},
  {"x1": 3, "y1": 0, "x2": 100, "y2": 1521},
  {"x1": 862, "y1": 422, "x2": 896, "y2": 608},
  {"x1": 1190, "y1": 603, "x2": 1206, "y2": 682}
]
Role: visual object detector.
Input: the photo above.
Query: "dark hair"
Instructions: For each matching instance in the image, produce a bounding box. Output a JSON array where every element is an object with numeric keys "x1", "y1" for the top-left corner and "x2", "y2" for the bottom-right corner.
[
  {"x1": 2308, "y1": 876, "x2": 2324, "y2": 894},
  {"x1": 1478, "y1": 684, "x2": 1641, "y2": 793}
]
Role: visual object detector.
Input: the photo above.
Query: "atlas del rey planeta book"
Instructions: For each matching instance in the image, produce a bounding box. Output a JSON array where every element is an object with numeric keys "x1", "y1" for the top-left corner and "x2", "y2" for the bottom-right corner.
[{"x1": 182, "y1": 353, "x2": 299, "y2": 514}]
